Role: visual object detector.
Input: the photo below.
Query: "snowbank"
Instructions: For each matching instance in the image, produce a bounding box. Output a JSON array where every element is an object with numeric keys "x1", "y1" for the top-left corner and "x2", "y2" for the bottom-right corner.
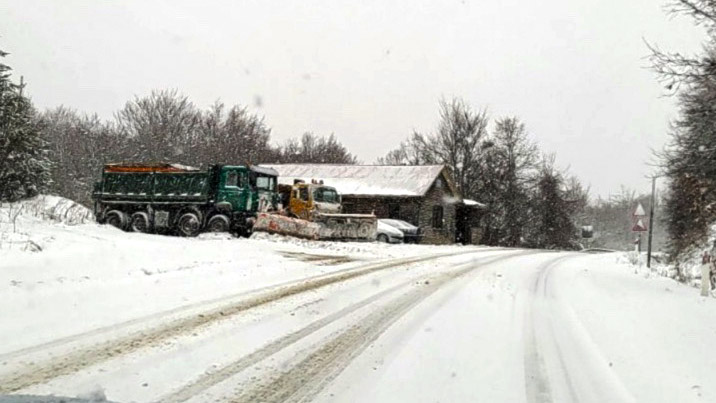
[
  {"x1": 0, "y1": 203, "x2": 479, "y2": 355},
  {"x1": 0, "y1": 195, "x2": 94, "y2": 252},
  {"x1": 1, "y1": 195, "x2": 94, "y2": 226}
]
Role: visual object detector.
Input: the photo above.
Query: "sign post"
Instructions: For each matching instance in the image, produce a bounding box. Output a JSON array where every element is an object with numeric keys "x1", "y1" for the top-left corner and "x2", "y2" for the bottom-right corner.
[
  {"x1": 647, "y1": 177, "x2": 656, "y2": 268},
  {"x1": 632, "y1": 203, "x2": 648, "y2": 253}
]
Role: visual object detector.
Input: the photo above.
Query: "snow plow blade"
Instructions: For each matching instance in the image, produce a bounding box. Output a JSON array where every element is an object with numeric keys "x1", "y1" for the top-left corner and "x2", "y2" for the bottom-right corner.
[
  {"x1": 314, "y1": 213, "x2": 377, "y2": 241},
  {"x1": 252, "y1": 213, "x2": 377, "y2": 241},
  {"x1": 252, "y1": 213, "x2": 321, "y2": 240}
]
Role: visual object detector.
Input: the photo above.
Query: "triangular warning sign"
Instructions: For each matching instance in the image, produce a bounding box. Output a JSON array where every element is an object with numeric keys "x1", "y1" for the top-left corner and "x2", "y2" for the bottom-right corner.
[
  {"x1": 634, "y1": 203, "x2": 646, "y2": 217},
  {"x1": 632, "y1": 218, "x2": 647, "y2": 232}
]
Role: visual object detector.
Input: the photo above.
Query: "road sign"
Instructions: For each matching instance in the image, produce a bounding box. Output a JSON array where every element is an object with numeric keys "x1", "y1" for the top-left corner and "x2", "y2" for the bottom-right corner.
[
  {"x1": 633, "y1": 202, "x2": 646, "y2": 217},
  {"x1": 632, "y1": 218, "x2": 648, "y2": 232}
]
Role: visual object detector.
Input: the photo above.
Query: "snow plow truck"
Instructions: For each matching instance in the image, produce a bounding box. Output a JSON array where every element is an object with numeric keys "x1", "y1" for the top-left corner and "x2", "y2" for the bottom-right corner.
[
  {"x1": 92, "y1": 163, "x2": 377, "y2": 241},
  {"x1": 252, "y1": 179, "x2": 377, "y2": 241}
]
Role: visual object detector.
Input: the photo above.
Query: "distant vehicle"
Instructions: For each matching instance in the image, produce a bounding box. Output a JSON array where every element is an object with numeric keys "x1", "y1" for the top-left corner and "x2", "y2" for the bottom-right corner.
[
  {"x1": 379, "y1": 219, "x2": 422, "y2": 244},
  {"x1": 92, "y1": 163, "x2": 279, "y2": 237},
  {"x1": 376, "y1": 220, "x2": 404, "y2": 243}
]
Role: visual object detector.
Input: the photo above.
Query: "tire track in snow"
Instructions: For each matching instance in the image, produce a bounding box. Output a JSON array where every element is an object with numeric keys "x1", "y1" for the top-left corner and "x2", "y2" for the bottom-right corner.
[
  {"x1": 224, "y1": 252, "x2": 536, "y2": 403},
  {"x1": 0, "y1": 249, "x2": 489, "y2": 394},
  {"x1": 523, "y1": 254, "x2": 635, "y2": 403},
  {"x1": 159, "y1": 251, "x2": 532, "y2": 403},
  {"x1": 524, "y1": 257, "x2": 563, "y2": 403}
]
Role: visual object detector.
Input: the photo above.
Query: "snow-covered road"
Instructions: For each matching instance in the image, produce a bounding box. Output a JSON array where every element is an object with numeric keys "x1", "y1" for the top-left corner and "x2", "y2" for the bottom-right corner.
[{"x1": 2, "y1": 209, "x2": 716, "y2": 402}]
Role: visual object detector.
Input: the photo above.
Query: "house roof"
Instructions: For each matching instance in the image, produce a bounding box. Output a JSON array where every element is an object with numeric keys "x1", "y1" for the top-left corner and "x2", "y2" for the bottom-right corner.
[{"x1": 260, "y1": 164, "x2": 453, "y2": 197}]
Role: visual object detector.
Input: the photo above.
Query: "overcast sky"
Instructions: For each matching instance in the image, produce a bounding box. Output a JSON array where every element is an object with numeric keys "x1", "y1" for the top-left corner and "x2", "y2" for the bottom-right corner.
[{"x1": 0, "y1": 0, "x2": 707, "y2": 198}]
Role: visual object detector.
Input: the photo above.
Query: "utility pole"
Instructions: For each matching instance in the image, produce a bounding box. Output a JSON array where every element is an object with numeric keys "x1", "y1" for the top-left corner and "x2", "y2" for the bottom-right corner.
[
  {"x1": 19, "y1": 75, "x2": 24, "y2": 97},
  {"x1": 647, "y1": 176, "x2": 656, "y2": 268}
]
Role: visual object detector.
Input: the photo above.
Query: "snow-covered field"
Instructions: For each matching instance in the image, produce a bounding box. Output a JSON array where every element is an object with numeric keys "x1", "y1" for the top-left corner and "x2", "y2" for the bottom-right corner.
[{"x1": 1, "y1": 197, "x2": 715, "y2": 402}]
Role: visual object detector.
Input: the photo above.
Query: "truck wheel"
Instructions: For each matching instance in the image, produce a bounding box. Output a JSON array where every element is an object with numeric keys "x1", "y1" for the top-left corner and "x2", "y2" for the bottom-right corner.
[
  {"x1": 177, "y1": 212, "x2": 201, "y2": 237},
  {"x1": 207, "y1": 214, "x2": 230, "y2": 233},
  {"x1": 130, "y1": 212, "x2": 151, "y2": 233},
  {"x1": 106, "y1": 210, "x2": 128, "y2": 231},
  {"x1": 377, "y1": 234, "x2": 389, "y2": 243}
]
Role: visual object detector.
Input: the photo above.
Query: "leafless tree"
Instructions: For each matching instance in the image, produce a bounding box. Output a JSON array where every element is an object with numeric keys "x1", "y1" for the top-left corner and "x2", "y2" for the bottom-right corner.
[
  {"x1": 277, "y1": 132, "x2": 357, "y2": 164},
  {"x1": 38, "y1": 107, "x2": 125, "y2": 206},
  {"x1": 648, "y1": 1, "x2": 716, "y2": 91},
  {"x1": 115, "y1": 89, "x2": 202, "y2": 162},
  {"x1": 379, "y1": 98, "x2": 488, "y2": 198},
  {"x1": 197, "y1": 101, "x2": 274, "y2": 166},
  {"x1": 490, "y1": 116, "x2": 539, "y2": 246}
]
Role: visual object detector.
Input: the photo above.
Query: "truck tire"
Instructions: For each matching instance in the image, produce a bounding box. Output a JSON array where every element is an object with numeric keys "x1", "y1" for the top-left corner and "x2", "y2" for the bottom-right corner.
[
  {"x1": 130, "y1": 212, "x2": 151, "y2": 233},
  {"x1": 207, "y1": 214, "x2": 230, "y2": 233},
  {"x1": 105, "y1": 210, "x2": 128, "y2": 231},
  {"x1": 177, "y1": 212, "x2": 201, "y2": 237},
  {"x1": 377, "y1": 234, "x2": 389, "y2": 243}
]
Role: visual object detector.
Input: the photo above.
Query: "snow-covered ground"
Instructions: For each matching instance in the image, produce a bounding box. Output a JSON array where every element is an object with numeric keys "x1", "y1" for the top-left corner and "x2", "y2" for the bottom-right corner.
[{"x1": 1, "y1": 197, "x2": 715, "y2": 402}]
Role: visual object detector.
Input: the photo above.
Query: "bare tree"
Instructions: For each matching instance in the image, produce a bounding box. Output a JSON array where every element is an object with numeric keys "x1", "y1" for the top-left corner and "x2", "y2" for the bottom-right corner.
[
  {"x1": 379, "y1": 98, "x2": 488, "y2": 198},
  {"x1": 277, "y1": 132, "x2": 357, "y2": 164},
  {"x1": 491, "y1": 117, "x2": 539, "y2": 246},
  {"x1": 115, "y1": 89, "x2": 202, "y2": 163},
  {"x1": 197, "y1": 101, "x2": 274, "y2": 166},
  {"x1": 38, "y1": 107, "x2": 125, "y2": 206},
  {"x1": 648, "y1": 1, "x2": 716, "y2": 91},
  {"x1": 375, "y1": 133, "x2": 427, "y2": 165},
  {"x1": 649, "y1": 0, "x2": 716, "y2": 260}
]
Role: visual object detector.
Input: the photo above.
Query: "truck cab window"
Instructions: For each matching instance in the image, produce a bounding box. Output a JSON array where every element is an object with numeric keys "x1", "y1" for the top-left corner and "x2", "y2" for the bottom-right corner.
[
  {"x1": 299, "y1": 187, "x2": 309, "y2": 201},
  {"x1": 256, "y1": 176, "x2": 270, "y2": 190},
  {"x1": 226, "y1": 171, "x2": 238, "y2": 187},
  {"x1": 313, "y1": 187, "x2": 339, "y2": 203}
]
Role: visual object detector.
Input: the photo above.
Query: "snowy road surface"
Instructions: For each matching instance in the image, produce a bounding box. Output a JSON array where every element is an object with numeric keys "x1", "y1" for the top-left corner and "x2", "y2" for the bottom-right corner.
[{"x1": 2, "y1": 217, "x2": 716, "y2": 402}]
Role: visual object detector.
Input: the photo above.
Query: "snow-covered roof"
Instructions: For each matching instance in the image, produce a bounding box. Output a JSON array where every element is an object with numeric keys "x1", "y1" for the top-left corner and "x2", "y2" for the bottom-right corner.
[
  {"x1": 249, "y1": 165, "x2": 279, "y2": 176},
  {"x1": 261, "y1": 164, "x2": 450, "y2": 197}
]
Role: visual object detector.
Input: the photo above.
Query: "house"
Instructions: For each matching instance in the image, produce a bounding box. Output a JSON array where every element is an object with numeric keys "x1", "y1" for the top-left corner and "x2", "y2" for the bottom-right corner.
[{"x1": 261, "y1": 164, "x2": 483, "y2": 244}]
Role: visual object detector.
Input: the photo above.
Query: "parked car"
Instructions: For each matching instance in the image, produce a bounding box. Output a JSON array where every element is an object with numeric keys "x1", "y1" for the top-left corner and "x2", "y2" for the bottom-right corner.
[
  {"x1": 380, "y1": 219, "x2": 422, "y2": 244},
  {"x1": 376, "y1": 220, "x2": 404, "y2": 243}
]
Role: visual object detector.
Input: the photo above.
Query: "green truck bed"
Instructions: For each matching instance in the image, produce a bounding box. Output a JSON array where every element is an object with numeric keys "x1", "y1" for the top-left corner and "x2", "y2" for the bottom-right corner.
[{"x1": 94, "y1": 169, "x2": 215, "y2": 204}]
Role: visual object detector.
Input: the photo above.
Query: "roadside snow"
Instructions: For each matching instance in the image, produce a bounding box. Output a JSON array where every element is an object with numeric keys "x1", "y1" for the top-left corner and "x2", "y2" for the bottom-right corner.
[{"x1": 0, "y1": 196, "x2": 470, "y2": 355}]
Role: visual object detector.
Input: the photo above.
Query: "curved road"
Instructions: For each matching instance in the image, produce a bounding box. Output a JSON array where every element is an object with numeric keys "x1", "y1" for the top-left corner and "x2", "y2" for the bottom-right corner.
[{"x1": 2, "y1": 249, "x2": 715, "y2": 402}]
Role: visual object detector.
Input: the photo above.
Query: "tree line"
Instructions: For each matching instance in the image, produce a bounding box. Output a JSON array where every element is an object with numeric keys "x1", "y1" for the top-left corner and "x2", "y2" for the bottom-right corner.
[
  {"x1": 648, "y1": 0, "x2": 716, "y2": 273},
  {"x1": 2, "y1": 47, "x2": 592, "y2": 249},
  {"x1": 0, "y1": 51, "x2": 356, "y2": 206},
  {"x1": 377, "y1": 98, "x2": 589, "y2": 249}
]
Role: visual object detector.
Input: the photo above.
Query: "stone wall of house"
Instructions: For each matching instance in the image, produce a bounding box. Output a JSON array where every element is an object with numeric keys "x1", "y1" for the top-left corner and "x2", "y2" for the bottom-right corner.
[
  {"x1": 416, "y1": 180, "x2": 457, "y2": 244},
  {"x1": 342, "y1": 196, "x2": 421, "y2": 224}
]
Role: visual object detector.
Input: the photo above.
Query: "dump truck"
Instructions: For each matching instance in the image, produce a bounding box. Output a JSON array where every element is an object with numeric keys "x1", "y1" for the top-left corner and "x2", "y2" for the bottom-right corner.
[
  {"x1": 92, "y1": 163, "x2": 278, "y2": 236},
  {"x1": 253, "y1": 179, "x2": 377, "y2": 241}
]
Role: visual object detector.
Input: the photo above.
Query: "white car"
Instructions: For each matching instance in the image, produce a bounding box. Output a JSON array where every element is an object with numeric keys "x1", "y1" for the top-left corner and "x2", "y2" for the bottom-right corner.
[{"x1": 376, "y1": 220, "x2": 404, "y2": 243}]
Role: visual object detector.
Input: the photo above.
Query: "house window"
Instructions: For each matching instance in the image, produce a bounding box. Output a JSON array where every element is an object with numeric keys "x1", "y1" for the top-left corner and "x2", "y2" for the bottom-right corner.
[
  {"x1": 388, "y1": 203, "x2": 400, "y2": 219},
  {"x1": 432, "y1": 205, "x2": 443, "y2": 229}
]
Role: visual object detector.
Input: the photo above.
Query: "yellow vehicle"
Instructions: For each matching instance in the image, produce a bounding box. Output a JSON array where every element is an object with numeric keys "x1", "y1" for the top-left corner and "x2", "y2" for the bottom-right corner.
[{"x1": 253, "y1": 180, "x2": 377, "y2": 241}]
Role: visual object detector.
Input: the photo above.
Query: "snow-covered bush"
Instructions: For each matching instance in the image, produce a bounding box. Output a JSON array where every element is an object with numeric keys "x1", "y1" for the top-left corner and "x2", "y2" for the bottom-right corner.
[{"x1": 0, "y1": 195, "x2": 94, "y2": 227}]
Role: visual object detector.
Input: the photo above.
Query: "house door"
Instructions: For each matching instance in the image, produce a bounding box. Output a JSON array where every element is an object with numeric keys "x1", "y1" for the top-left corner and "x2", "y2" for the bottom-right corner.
[{"x1": 455, "y1": 205, "x2": 470, "y2": 245}]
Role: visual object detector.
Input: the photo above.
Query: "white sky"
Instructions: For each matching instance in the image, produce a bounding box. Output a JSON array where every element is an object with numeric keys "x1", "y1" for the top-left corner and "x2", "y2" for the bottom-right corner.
[{"x1": 0, "y1": 0, "x2": 706, "y2": 197}]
